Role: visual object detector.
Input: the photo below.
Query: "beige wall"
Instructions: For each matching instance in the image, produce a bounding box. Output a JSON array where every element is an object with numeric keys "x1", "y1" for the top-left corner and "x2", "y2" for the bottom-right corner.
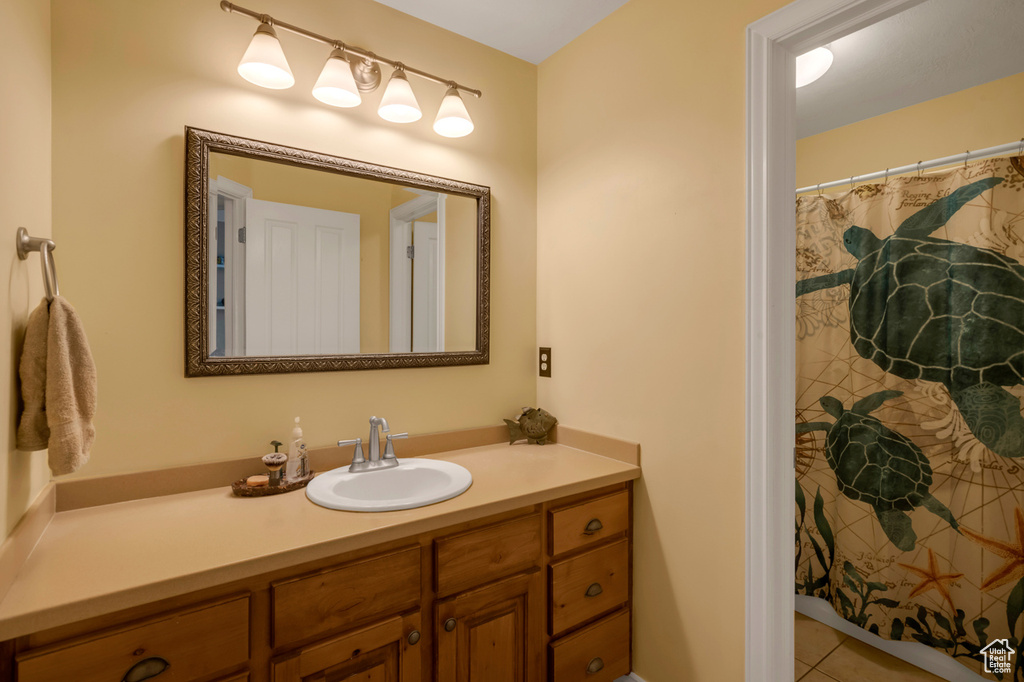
[
  {"x1": 50, "y1": 0, "x2": 537, "y2": 477},
  {"x1": 0, "y1": 0, "x2": 53, "y2": 538},
  {"x1": 444, "y1": 195, "x2": 478, "y2": 350},
  {"x1": 797, "y1": 70, "x2": 1024, "y2": 189},
  {"x1": 537, "y1": 0, "x2": 785, "y2": 678}
]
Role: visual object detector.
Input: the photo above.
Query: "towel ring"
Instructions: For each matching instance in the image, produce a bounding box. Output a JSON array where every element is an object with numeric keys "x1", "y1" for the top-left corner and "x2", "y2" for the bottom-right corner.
[{"x1": 16, "y1": 228, "x2": 60, "y2": 301}]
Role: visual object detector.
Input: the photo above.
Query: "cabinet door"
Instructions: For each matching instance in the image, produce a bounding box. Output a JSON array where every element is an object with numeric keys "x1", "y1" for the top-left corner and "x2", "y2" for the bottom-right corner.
[
  {"x1": 271, "y1": 612, "x2": 421, "y2": 682},
  {"x1": 435, "y1": 571, "x2": 541, "y2": 682}
]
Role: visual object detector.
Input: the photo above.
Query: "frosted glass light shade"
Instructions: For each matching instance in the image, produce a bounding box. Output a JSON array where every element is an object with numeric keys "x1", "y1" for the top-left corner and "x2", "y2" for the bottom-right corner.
[
  {"x1": 378, "y1": 69, "x2": 422, "y2": 123},
  {"x1": 433, "y1": 87, "x2": 474, "y2": 138},
  {"x1": 238, "y1": 23, "x2": 294, "y2": 89},
  {"x1": 313, "y1": 49, "x2": 362, "y2": 107},
  {"x1": 795, "y1": 47, "x2": 833, "y2": 88}
]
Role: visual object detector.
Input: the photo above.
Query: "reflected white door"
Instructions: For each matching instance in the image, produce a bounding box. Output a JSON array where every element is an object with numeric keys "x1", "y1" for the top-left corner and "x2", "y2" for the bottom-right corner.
[
  {"x1": 412, "y1": 221, "x2": 440, "y2": 352},
  {"x1": 245, "y1": 199, "x2": 360, "y2": 356}
]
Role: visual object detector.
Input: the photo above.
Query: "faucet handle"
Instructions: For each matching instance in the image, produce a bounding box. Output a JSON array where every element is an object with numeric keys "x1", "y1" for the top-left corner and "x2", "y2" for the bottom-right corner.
[
  {"x1": 338, "y1": 438, "x2": 365, "y2": 466},
  {"x1": 383, "y1": 432, "x2": 408, "y2": 459}
]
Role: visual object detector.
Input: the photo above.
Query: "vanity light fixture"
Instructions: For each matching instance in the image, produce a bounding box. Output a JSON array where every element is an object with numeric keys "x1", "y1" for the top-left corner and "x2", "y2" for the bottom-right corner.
[
  {"x1": 237, "y1": 22, "x2": 295, "y2": 89},
  {"x1": 312, "y1": 48, "x2": 362, "y2": 108},
  {"x1": 221, "y1": 1, "x2": 481, "y2": 136},
  {"x1": 795, "y1": 46, "x2": 833, "y2": 88},
  {"x1": 377, "y1": 66, "x2": 422, "y2": 123},
  {"x1": 433, "y1": 86, "x2": 474, "y2": 138}
]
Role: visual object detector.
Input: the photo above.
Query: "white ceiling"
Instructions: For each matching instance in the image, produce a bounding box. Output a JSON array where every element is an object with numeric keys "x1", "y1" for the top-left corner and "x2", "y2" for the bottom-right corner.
[
  {"x1": 796, "y1": 0, "x2": 1024, "y2": 138},
  {"x1": 372, "y1": 0, "x2": 1024, "y2": 136},
  {"x1": 372, "y1": 0, "x2": 631, "y2": 64}
]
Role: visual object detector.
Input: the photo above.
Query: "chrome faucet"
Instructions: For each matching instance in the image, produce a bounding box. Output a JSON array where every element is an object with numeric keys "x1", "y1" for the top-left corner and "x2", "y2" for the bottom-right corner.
[
  {"x1": 368, "y1": 416, "x2": 390, "y2": 463},
  {"x1": 339, "y1": 417, "x2": 406, "y2": 473}
]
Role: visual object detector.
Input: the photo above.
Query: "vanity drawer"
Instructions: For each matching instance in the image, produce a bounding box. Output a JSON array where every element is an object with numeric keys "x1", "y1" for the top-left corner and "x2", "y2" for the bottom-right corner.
[
  {"x1": 435, "y1": 513, "x2": 541, "y2": 597},
  {"x1": 550, "y1": 490, "x2": 629, "y2": 556},
  {"x1": 272, "y1": 546, "x2": 420, "y2": 648},
  {"x1": 15, "y1": 594, "x2": 249, "y2": 682},
  {"x1": 550, "y1": 538, "x2": 629, "y2": 635},
  {"x1": 550, "y1": 608, "x2": 630, "y2": 682}
]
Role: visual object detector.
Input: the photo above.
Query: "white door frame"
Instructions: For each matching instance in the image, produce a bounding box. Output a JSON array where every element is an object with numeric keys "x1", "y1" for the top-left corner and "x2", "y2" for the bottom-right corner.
[
  {"x1": 389, "y1": 192, "x2": 446, "y2": 352},
  {"x1": 744, "y1": 1, "x2": 926, "y2": 680},
  {"x1": 209, "y1": 176, "x2": 252, "y2": 356}
]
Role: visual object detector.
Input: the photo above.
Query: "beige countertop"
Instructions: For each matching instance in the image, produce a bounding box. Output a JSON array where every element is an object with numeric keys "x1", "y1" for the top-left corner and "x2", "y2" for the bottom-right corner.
[{"x1": 0, "y1": 443, "x2": 639, "y2": 641}]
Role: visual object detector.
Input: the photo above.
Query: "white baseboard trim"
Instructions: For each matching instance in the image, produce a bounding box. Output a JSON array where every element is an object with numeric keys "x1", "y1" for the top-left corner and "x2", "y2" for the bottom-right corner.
[
  {"x1": 796, "y1": 595, "x2": 986, "y2": 681},
  {"x1": 613, "y1": 674, "x2": 645, "y2": 682}
]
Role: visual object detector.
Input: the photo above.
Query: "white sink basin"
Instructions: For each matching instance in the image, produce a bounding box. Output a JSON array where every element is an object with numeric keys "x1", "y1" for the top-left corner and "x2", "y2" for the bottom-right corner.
[{"x1": 306, "y1": 458, "x2": 473, "y2": 512}]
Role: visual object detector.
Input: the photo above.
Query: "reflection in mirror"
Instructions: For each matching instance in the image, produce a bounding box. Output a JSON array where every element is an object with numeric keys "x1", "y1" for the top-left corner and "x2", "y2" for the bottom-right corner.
[
  {"x1": 207, "y1": 153, "x2": 477, "y2": 357},
  {"x1": 184, "y1": 128, "x2": 490, "y2": 376}
]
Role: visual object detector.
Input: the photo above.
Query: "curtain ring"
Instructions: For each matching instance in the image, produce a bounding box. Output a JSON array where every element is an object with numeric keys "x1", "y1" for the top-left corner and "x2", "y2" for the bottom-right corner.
[
  {"x1": 1018, "y1": 137, "x2": 1024, "y2": 156},
  {"x1": 850, "y1": 175, "x2": 855, "y2": 191},
  {"x1": 816, "y1": 182, "x2": 822, "y2": 196},
  {"x1": 964, "y1": 150, "x2": 970, "y2": 169},
  {"x1": 883, "y1": 168, "x2": 890, "y2": 185},
  {"x1": 917, "y1": 161, "x2": 923, "y2": 177}
]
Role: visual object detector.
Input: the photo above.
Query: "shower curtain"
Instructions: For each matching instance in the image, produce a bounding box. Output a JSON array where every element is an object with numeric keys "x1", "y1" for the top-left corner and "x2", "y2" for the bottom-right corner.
[{"x1": 795, "y1": 155, "x2": 1024, "y2": 679}]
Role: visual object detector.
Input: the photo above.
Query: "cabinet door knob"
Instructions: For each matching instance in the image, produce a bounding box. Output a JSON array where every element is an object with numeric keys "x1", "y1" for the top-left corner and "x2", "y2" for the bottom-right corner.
[
  {"x1": 583, "y1": 519, "x2": 604, "y2": 535},
  {"x1": 122, "y1": 657, "x2": 170, "y2": 682},
  {"x1": 585, "y1": 582, "x2": 603, "y2": 598},
  {"x1": 586, "y1": 657, "x2": 604, "y2": 674},
  {"x1": 408, "y1": 630, "x2": 421, "y2": 645},
  {"x1": 444, "y1": 617, "x2": 457, "y2": 632}
]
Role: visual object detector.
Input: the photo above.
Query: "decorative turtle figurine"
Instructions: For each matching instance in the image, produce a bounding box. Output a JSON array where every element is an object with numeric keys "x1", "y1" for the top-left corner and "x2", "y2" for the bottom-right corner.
[
  {"x1": 797, "y1": 176, "x2": 1024, "y2": 459},
  {"x1": 796, "y1": 390, "x2": 959, "y2": 551},
  {"x1": 504, "y1": 407, "x2": 558, "y2": 445}
]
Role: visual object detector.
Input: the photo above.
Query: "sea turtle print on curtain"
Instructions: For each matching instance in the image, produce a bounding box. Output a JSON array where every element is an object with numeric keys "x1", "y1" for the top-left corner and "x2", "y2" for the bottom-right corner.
[{"x1": 795, "y1": 156, "x2": 1024, "y2": 678}]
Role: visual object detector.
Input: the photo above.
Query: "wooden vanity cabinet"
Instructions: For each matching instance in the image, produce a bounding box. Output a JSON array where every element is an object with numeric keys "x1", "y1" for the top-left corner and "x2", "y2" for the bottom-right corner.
[
  {"x1": 435, "y1": 571, "x2": 541, "y2": 682},
  {"x1": 0, "y1": 482, "x2": 631, "y2": 682}
]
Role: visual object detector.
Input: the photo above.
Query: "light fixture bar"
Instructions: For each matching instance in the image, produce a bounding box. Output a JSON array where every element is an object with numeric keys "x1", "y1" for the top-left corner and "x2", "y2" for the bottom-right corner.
[{"x1": 220, "y1": 1, "x2": 482, "y2": 99}]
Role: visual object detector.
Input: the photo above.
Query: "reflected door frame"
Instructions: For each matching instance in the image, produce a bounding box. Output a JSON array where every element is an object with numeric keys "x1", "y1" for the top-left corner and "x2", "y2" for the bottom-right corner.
[
  {"x1": 745, "y1": 1, "x2": 926, "y2": 681},
  {"x1": 389, "y1": 192, "x2": 446, "y2": 352},
  {"x1": 209, "y1": 176, "x2": 252, "y2": 357}
]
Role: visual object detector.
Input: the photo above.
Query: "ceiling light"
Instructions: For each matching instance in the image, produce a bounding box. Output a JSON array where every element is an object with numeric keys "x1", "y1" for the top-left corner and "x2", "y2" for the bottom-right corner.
[
  {"x1": 313, "y1": 49, "x2": 362, "y2": 108},
  {"x1": 237, "y1": 22, "x2": 295, "y2": 89},
  {"x1": 796, "y1": 47, "x2": 833, "y2": 88},
  {"x1": 378, "y1": 68, "x2": 422, "y2": 123},
  {"x1": 433, "y1": 87, "x2": 474, "y2": 138}
]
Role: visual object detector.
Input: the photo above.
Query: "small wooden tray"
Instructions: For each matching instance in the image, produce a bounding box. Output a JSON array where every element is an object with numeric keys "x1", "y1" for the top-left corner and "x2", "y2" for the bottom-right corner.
[{"x1": 231, "y1": 471, "x2": 315, "y2": 497}]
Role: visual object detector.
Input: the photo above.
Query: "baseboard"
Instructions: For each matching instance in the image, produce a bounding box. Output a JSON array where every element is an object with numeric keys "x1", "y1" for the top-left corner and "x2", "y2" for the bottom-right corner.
[
  {"x1": 626, "y1": 674, "x2": 647, "y2": 682},
  {"x1": 796, "y1": 595, "x2": 985, "y2": 681}
]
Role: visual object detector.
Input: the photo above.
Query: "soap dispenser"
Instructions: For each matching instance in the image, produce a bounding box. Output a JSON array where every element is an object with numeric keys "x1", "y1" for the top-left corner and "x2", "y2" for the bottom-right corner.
[{"x1": 287, "y1": 417, "x2": 308, "y2": 480}]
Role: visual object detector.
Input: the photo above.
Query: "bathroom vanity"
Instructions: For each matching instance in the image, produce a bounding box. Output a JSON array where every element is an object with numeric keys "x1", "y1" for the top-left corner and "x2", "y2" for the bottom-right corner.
[{"x1": 0, "y1": 431, "x2": 639, "y2": 682}]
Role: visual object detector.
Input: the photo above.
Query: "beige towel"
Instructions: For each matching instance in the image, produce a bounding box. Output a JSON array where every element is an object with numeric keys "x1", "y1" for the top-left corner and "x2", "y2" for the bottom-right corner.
[
  {"x1": 45, "y1": 297, "x2": 97, "y2": 475},
  {"x1": 16, "y1": 299, "x2": 50, "y2": 451},
  {"x1": 16, "y1": 297, "x2": 97, "y2": 475}
]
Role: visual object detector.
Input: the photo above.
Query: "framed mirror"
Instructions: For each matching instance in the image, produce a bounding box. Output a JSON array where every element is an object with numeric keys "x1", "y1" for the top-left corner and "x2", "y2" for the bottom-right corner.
[{"x1": 184, "y1": 127, "x2": 490, "y2": 376}]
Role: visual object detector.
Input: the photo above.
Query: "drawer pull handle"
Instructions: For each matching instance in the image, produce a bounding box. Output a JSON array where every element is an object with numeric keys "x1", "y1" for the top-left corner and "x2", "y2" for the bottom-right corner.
[
  {"x1": 444, "y1": 617, "x2": 457, "y2": 632},
  {"x1": 408, "y1": 630, "x2": 421, "y2": 645},
  {"x1": 583, "y1": 519, "x2": 604, "y2": 535},
  {"x1": 587, "y1": 657, "x2": 604, "y2": 674},
  {"x1": 585, "y1": 582, "x2": 603, "y2": 598},
  {"x1": 122, "y1": 657, "x2": 170, "y2": 682}
]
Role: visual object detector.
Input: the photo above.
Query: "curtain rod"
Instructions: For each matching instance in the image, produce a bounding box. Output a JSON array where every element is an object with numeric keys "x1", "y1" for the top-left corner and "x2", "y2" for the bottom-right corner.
[{"x1": 796, "y1": 139, "x2": 1024, "y2": 195}]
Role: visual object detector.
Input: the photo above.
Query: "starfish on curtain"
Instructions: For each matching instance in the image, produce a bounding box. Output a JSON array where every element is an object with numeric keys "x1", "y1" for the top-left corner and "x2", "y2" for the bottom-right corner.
[
  {"x1": 898, "y1": 547, "x2": 963, "y2": 612},
  {"x1": 961, "y1": 507, "x2": 1024, "y2": 591}
]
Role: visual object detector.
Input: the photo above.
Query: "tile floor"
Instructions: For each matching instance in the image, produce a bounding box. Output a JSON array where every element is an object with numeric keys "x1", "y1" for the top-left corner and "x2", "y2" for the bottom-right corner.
[{"x1": 795, "y1": 612, "x2": 944, "y2": 681}]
